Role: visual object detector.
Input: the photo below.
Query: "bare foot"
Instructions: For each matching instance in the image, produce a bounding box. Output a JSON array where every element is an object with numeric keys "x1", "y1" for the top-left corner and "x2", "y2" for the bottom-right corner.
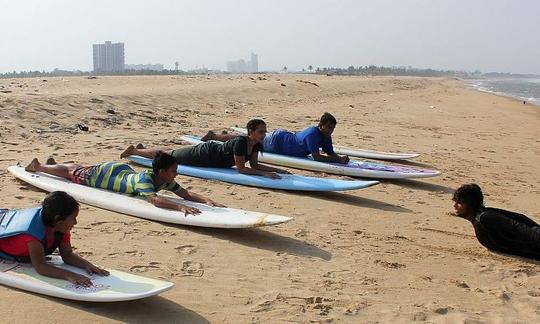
[
  {"x1": 201, "y1": 130, "x2": 215, "y2": 141},
  {"x1": 25, "y1": 158, "x2": 40, "y2": 172},
  {"x1": 46, "y1": 157, "x2": 57, "y2": 165},
  {"x1": 136, "y1": 143, "x2": 144, "y2": 149},
  {"x1": 120, "y1": 145, "x2": 135, "y2": 159}
]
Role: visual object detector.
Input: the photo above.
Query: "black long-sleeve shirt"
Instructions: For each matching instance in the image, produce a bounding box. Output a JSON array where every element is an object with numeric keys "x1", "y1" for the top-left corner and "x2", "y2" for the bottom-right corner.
[{"x1": 472, "y1": 207, "x2": 540, "y2": 260}]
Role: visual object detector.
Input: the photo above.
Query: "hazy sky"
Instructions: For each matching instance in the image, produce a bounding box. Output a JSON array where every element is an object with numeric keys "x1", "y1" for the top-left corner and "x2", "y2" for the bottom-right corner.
[{"x1": 2, "y1": 0, "x2": 539, "y2": 74}]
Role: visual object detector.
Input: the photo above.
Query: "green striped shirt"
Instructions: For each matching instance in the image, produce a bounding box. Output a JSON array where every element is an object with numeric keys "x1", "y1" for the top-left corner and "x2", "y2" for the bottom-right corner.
[{"x1": 87, "y1": 162, "x2": 180, "y2": 196}]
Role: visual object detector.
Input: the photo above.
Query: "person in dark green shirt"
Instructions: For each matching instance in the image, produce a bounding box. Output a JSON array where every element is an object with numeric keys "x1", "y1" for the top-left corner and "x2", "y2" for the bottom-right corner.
[
  {"x1": 25, "y1": 152, "x2": 222, "y2": 216},
  {"x1": 121, "y1": 119, "x2": 289, "y2": 179}
]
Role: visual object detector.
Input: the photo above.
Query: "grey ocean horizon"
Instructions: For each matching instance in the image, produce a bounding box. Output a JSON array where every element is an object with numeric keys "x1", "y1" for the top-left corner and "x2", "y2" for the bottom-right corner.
[{"x1": 470, "y1": 78, "x2": 540, "y2": 106}]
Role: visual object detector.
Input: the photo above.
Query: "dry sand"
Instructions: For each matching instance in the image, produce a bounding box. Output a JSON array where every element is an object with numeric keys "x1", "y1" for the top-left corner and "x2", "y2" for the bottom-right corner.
[{"x1": 0, "y1": 74, "x2": 539, "y2": 323}]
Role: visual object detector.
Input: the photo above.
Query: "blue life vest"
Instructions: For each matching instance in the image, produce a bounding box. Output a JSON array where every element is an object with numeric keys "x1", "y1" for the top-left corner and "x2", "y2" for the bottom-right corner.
[{"x1": 0, "y1": 207, "x2": 63, "y2": 262}]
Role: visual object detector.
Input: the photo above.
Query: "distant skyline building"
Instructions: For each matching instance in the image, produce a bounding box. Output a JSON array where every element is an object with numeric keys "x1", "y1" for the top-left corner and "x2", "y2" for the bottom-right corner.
[
  {"x1": 227, "y1": 52, "x2": 258, "y2": 73},
  {"x1": 92, "y1": 41, "x2": 125, "y2": 73},
  {"x1": 125, "y1": 63, "x2": 164, "y2": 71},
  {"x1": 250, "y1": 52, "x2": 258, "y2": 73}
]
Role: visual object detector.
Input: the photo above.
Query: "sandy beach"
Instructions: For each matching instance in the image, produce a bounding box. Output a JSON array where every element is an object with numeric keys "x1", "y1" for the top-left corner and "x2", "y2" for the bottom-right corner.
[{"x1": 0, "y1": 74, "x2": 539, "y2": 323}]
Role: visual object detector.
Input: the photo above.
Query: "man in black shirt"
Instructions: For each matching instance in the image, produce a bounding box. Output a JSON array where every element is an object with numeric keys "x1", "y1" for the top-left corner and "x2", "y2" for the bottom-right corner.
[{"x1": 453, "y1": 184, "x2": 540, "y2": 260}]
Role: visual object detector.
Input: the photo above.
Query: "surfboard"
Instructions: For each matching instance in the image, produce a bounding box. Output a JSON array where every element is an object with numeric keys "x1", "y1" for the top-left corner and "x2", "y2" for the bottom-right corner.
[
  {"x1": 126, "y1": 155, "x2": 378, "y2": 192},
  {"x1": 181, "y1": 136, "x2": 440, "y2": 179},
  {"x1": 0, "y1": 255, "x2": 173, "y2": 302},
  {"x1": 8, "y1": 165, "x2": 292, "y2": 228},
  {"x1": 229, "y1": 127, "x2": 420, "y2": 160}
]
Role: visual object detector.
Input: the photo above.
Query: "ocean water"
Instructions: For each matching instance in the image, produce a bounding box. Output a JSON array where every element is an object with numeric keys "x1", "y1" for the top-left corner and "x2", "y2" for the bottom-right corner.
[{"x1": 470, "y1": 78, "x2": 540, "y2": 106}]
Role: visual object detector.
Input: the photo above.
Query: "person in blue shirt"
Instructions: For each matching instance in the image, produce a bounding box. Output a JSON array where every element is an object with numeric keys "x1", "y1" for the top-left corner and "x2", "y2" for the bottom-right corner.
[{"x1": 205, "y1": 113, "x2": 349, "y2": 164}]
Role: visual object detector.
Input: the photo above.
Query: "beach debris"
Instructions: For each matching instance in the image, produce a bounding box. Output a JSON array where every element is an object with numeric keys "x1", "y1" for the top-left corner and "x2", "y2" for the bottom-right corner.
[
  {"x1": 89, "y1": 98, "x2": 104, "y2": 104},
  {"x1": 296, "y1": 79, "x2": 319, "y2": 87},
  {"x1": 280, "y1": 83, "x2": 286, "y2": 87},
  {"x1": 374, "y1": 259, "x2": 406, "y2": 269},
  {"x1": 48, "y1": 122, "x2": 61, "y2": 130},
  {"x1": 106, "y1": 108, "x2": 116, "y2": 114},
  {"x1": 429, "y1": 105, "x2": 436, "y2": 109},
  {"x1": 349, "y1": 104, "x2": 354, "y2": 108},
  {"x1": 77, "y1": 124, "x2": 89, "y2": 132},
  {"x1": 0, "y1": 90, "x2": 12, "y2": 93},
  {"x1": 86, "y1": 76, "x2": 99, "y2": 79},
  {"x1": 42, "y1": 79, "x2": 47, "y2": 82}
]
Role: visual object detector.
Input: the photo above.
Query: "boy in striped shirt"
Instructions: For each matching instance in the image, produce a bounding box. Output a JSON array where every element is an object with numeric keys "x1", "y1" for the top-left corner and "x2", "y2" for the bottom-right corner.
[{"x1": 25, "y1": 152, "x2": 222, "y2": 215}]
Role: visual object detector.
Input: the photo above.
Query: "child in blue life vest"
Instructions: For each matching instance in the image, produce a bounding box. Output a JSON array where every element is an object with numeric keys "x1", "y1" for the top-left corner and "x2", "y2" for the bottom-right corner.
[{"x1": 0, "y1": 191, "x2": 109, "y2": 287}]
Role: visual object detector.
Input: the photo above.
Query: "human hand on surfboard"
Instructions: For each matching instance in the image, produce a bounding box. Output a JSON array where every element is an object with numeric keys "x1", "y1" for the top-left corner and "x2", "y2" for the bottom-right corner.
[
  {"x1": 205, "y1": 199, "x2": 226, "y2": 208},
  {"x1": 65, "y1": 272, "x2": 94, "y2": 287},
  {"x1": 85, "y1": 263, "x2": 110, "y2": 277},
  {"x1": 177, "y1": 204, "x2": 202, "y2": 216}
]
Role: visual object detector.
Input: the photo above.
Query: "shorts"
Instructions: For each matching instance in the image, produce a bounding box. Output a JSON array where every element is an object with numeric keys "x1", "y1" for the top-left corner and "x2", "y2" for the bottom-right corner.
[{"x1": 70, "y1": 166, "x2": 96, "y2": 185}]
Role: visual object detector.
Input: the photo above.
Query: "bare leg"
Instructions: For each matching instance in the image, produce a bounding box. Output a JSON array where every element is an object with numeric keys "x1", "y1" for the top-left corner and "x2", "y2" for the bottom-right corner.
[
  {"x1": 25, "y1": 158, "x2": 83, "y2": 180},
  {"x1": 120, "y1": 145, "x2": 171, "y2": 159},
  {"x1": 201, "y1": 130, "x2": 240, "y2": 142}
]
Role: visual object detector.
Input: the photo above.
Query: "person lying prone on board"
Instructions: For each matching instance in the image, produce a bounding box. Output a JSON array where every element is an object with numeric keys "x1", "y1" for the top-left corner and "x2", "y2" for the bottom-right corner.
[
  {"x1": 452, "y1": 183, "x2": 540, "y2": 260},
  {"x1": 0, "y1": 191, "x2": 109, "y2": 287},
  {"x1": 203, "y1": 113, "x2": 350, "y2": 164},
  {"x1": 121, "y1": 119, "x2": 290, "y2": 179},
  {"x1": 25, "y1": 152, "x2": 222, "y2": 216}
]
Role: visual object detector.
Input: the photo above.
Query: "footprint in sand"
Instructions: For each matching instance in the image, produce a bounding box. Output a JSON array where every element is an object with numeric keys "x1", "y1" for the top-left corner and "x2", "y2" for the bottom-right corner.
[
  {"x1": 374, "y1": 259, "x2": 406, "y2": 269},
  {"x1": 294, "y1": 229, "x2": 308, "y2": 238},
  {"x1": 433, "y1": 306, "x2": 453, "y2": 315},
  {"x1": 180, "y1": 261, "x2": 204, "y2": 277},
  {"x1": 527, "y1": 290, "x2": 540, "y2": 297},
  {"x1": 129, "y1": 264, "x2": 161, "y2": 273},
  {"x1": 344, "y1": 301, "x2": 369, "y2": 316},
  {"x1": 125, "y1": 250, "x2": 144, "y2": 257},
  {"x1": 175, "y1": 245, "x2": 197, "y2": 255}
]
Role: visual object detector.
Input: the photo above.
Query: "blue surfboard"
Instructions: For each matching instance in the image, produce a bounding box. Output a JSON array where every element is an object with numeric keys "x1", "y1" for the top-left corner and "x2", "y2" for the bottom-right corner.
[{"x1": 127, "y1": 155, "x2": 378, "y2": 192}]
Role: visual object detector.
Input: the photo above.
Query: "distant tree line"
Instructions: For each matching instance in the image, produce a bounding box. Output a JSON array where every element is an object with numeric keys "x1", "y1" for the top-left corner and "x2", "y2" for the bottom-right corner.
[
  {"x1": 0, "y1": 68, "x2": 202, "y2": 79},
  {"x1": 311, "y1": 65, "x2": 469, "y2": 77},
  {"x1": 1, "y1": 66, "x2": 537, "y2": 79}
]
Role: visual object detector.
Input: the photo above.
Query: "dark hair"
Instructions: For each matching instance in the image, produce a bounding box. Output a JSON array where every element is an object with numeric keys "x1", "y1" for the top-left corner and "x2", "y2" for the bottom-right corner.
[
  {"x1": 319, "y1": 112, "x2": 337, "y2": 126},
  {"x1": 245, "y1": 119, "x2": 266, "y2": 154},
  {"x1": 41, "y1": 191, "x2": 79, "y2": 227},
  {"x1": 153, "y1": 151, "x2": 177, "y2": 175},
  {"x1": 246, "y1": 119, "x2": 266, "y2": 134},
  {"x1": 453, "y1": 184, "x2": 484, "y2": 213}
]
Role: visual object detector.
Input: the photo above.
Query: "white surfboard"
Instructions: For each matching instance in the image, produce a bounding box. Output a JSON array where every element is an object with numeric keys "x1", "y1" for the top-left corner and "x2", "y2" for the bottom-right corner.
[
  {"x1": 229, "y1": 127, "x2": 420, "y2": 160},
  {"x1": 8, "y1": 165, "x2": 292, "y2": 228},
  {"x1": 0, "y1": 256, "x2": 173, "y2": 302},
  {"x1": 181, "y1": 136, "x2": 440, "y2": 179}
]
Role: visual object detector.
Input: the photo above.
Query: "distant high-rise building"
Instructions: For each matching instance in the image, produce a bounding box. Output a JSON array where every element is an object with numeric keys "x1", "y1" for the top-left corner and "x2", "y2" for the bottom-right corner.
[
  {"x1": 93, "y1": 41, "x2": 125, "y2": 73},
  {"x1": 250, "y1": 53, "x2": 258, "y2": 73},
  {"x1": 227, "y1": 53, "x2": 258, "y2": 73}
]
